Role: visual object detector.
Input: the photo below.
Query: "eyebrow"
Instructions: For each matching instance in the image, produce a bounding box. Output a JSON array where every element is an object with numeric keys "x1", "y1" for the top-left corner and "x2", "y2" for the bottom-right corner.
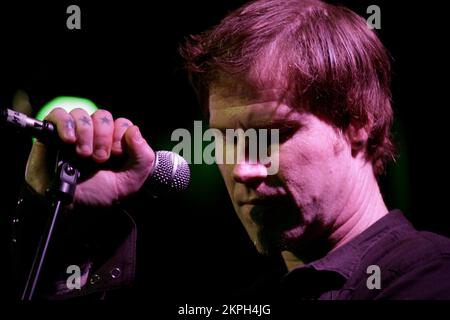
[
  {"x1": 209, "y1": 119, "x2": 301, "y2": 131},
  {"x1": 208, "y1": 104, "x2": 306, "y2": 130}
]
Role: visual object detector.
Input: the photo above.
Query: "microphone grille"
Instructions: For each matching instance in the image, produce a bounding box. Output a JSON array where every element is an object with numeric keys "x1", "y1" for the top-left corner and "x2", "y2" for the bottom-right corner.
[{"x1": 147, "y1": 151, "x2": 190, "y2": 194}]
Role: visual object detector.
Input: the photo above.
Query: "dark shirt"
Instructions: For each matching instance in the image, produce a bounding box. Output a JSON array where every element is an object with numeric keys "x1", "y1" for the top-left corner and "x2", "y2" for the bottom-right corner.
[
  {"x1": 12, "y1": 185, "x2": 450, "y2": 300},
  {"x1": 280, "y1": 210, "x2": 450, "y2": 300}
]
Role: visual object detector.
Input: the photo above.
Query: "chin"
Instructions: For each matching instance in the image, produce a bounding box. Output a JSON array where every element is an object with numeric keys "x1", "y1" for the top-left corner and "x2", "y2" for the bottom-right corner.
[
  {"x1": 254, "y1": 230, "x2": 285, "y2": 256},
  {"x1": 280, "y1": 225, "x2": 306, "y2": 244}
]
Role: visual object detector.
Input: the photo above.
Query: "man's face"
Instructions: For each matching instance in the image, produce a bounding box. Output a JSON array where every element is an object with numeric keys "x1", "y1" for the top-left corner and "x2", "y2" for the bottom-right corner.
[{"x1": 209, "y1": 87, "x2": 356, "y2": 255}]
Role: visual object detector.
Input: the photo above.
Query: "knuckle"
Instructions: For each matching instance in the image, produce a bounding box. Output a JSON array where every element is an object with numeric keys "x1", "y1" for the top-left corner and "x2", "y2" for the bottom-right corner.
[
  {"x1": 114, "y1": 119, "x2": 132, "y2": 138},
  {"x1": 70, "y1": 108, "x2": 89, "y2": 117},
  {"x1": 94, "y1": 125, "x2": 114, "y2": 138},
  {"x1": 93, "y1": 133, "x2": 113, "y2": 146},
  {"x1": 115, "y1": 117, "x2": 132, "y2": 124},
  {"x1": 93, "y1": 109, "x2": 112, "y2": 119},
  {"x1": 93, "y1": 125, "x2": 113, "y2": 144},
  {"x1": 51, "y1": 107, "x2": 66, "y2": 114},
  {"x1": 143, "y1": 144, "x2": 155, "y2": 163},
  {"x1": 92, "y1": 110, "x2": 114, "y2": 130},
  {"x1": 76, "y1": 124, "x2": 93, "y2": 137},
  {"x1": 93, "y1": 139, "x2": 111, "y2": 160},
  {"x1": 45, "y1": 107, "x2": 67, "y2": 120}
]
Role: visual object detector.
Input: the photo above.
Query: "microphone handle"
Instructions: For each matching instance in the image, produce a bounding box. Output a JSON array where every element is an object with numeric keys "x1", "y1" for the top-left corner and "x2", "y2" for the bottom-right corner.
[{"x1": 1, "y1": 108, "x2": 58, "y2": 145}]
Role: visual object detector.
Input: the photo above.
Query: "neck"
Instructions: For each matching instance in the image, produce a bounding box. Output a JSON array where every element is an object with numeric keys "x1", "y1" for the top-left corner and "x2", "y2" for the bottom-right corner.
[
  {"x1": 330, "y1": 162, "x2": 388, "y2": 250},
  {"x1": 282, "y1": 162, "x2": 388, "y2": 272}
]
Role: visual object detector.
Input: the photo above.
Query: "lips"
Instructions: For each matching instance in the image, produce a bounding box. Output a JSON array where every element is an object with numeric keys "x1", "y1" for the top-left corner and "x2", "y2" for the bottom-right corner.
[
  {"x1": 237, "y1": 195, "x2": 300, "y2": 226},
  {"x1": 238, "y1": 197, "x2": 283, "y2": 219},
  {"x1": 237, "y1": 197, "x2": 278, "y2": 206}
]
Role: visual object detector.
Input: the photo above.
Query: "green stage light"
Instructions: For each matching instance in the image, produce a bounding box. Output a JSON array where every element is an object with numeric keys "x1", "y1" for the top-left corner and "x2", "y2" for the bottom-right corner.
[{"x1": 36, "y1": 96, "x2": 99, "y2": 121}]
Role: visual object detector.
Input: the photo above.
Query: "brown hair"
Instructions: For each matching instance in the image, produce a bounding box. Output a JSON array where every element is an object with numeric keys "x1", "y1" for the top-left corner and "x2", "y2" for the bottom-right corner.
[{"x1": 181, "y1": 0, "x2": 395, "y2": 175}]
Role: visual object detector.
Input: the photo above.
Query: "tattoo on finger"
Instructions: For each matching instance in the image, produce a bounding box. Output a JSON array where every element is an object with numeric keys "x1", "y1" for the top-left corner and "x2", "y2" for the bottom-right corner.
[
  {"x1": 100, "y1": 116, "x2": 111, "y2": 125},
  {"x1": 65, "y1": 118, "x2": 75, "y2": 130},
  {"x1": 80, "y1": 116, "x2": 91, "y2": 126}
]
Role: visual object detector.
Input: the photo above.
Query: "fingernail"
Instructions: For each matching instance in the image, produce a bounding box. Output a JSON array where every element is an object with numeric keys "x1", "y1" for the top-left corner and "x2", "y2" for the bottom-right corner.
[
  {"x1": 94, "y1": 148, "x2": 108, "y2": 159},
  {"x1": 80, "y1": 145, "x2": 91, "y2": 154},
  {"x1": 113, "y1": 141, "x2": 121, "y2": 150}
]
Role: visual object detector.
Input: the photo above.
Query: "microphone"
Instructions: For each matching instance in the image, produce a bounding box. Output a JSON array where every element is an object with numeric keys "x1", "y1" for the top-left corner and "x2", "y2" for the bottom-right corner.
[
  {"x1": 1, "y1": 108, "x2": 190, "y2": 193},
  {"x1": 146, "y1": 150, "x2": 190, "y2": 194},
  {"x1": 1, "y1": 108, "x2": 57, "y2": 144}
]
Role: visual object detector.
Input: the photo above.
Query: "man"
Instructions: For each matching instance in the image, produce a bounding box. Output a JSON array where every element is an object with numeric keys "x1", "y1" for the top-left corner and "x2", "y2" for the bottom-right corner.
[
  {"x1": 14, "y1": 0, "x2": 450, "y2": 300},
  {"x1": 178, "y1": 0, "x2": 450, "y2": 299}
]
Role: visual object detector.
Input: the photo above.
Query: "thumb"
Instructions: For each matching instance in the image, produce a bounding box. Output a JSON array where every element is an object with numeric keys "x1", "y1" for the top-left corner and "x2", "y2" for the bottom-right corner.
[
  {"x1": 25, "y1": 141, "x2": 56, "y2": 195},
  {"x1": 123, "y1": 125, "x2": 155, "y2": 178}
]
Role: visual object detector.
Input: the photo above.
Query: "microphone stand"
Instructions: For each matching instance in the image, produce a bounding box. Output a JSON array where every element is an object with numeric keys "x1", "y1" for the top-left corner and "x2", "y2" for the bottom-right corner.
[{"x1": 21, "y1": 150, "x2": 79, "y2": 301}]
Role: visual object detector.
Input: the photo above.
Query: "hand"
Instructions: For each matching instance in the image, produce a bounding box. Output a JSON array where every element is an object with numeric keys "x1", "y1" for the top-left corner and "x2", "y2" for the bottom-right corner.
[{"x1": 25, "y1": 108, "x2": 155, "y2": 207}]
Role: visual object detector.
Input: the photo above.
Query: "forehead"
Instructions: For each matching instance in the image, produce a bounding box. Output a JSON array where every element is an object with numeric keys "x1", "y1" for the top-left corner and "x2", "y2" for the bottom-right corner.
[{"x1": 209, "y1": 87, "x2": 303, "y2": 128}]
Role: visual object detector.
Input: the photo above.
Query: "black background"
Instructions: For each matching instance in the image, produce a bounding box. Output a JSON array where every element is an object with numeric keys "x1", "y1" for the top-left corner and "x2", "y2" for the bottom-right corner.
[{"x1": 0, "y1": 0, "x2": 449, "y2": 308}]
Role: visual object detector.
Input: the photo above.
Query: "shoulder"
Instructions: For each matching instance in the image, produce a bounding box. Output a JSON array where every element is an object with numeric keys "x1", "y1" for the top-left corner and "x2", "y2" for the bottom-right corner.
[
  {"x1": 373, "y1": 230, "x2": 450, "y2": 299},
  {"x1": 380, "y1": 229, "x2": 450, "y2": 270},
  {"x1": 357, "y1": 211, "x2": 450, "y2": 272},
  {"x1": 348, "y1": 222, "x2": 450, "y2": 299}
]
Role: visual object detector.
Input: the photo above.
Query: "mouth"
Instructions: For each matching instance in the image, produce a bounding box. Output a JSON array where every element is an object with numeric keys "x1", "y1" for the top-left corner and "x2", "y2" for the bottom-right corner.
[
  {"x1": 238, "y1": 196, "x2": 303, "y2": 230},
  {"x1": 237, "y1": 197, "x2": 280, "y2": 206},
  {"x1": 239, "y1": 197, "x2": 289, "y2": 222}
]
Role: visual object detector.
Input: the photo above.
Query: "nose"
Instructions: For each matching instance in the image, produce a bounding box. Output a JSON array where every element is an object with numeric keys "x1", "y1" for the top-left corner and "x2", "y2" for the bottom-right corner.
[{"x1": 233, "y1": 162, "x2": 268, "y2": 185}]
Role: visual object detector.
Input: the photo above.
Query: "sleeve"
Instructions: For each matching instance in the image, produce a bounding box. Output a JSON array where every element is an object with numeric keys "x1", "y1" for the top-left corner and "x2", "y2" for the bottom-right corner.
[{"x1": 11, "y1": 182, "x2": 138, "y2": 300}]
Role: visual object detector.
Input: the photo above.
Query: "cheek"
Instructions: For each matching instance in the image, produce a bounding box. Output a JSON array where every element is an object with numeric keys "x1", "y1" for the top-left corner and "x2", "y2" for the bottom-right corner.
[
  {"x1": 277, "y1": 146, "x2": 317, "y2": 203},
  {"x1": 288, "y1": 129, "x2": 348, "y2": 169},
  {"x1": 278, "y1": 138, "x2": 323, "y2": 179},
  {"x1": 277, "y1": 134, "x2": 346, "y2": 197},
  {"x1": 217, "y1": 164, "x2": 234, "y2": 191}
]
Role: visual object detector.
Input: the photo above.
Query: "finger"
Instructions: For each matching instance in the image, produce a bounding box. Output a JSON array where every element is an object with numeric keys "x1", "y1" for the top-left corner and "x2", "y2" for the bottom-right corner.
[
  {"x1": 70, "y1": 108, "x2": 94, "y2": 157},
  {"x1": 123, "y1": 126, "x2": 155, "y2": 177},
  {"x1": 44, "y1": 107, "x2": 76, "y2": 144},
  {"x1": 91, "y1": 110, "x2": 114, "y2": 163},
  {"x1": 111, "y1": 118, "x2": 133, "y2": 156}
]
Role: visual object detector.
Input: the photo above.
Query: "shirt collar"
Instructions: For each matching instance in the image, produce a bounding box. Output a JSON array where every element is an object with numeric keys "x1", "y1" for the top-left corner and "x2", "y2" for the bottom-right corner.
[{"x1": 284, "y1": 210, "x2": 413, "y2": 281}]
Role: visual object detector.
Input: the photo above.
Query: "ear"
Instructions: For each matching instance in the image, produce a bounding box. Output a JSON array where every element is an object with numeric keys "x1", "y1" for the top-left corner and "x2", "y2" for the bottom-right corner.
[{"x1": 346, "y1": 125, "x2": 369, "y2": 157}]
